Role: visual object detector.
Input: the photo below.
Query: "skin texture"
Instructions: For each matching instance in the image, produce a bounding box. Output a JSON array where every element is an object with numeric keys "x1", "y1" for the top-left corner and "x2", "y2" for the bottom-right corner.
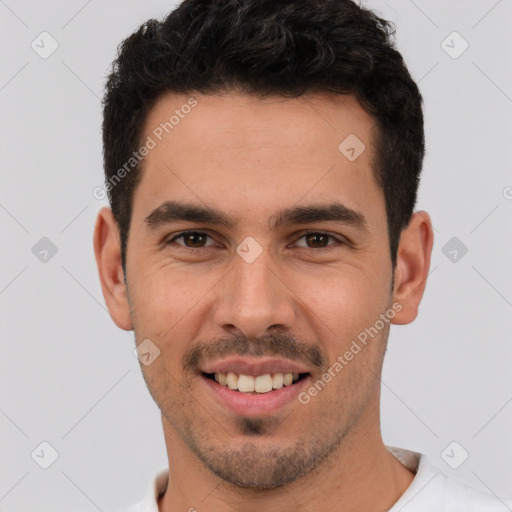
[{"x1": 94, "y1": 91, "x2": 433, "y2": 511}]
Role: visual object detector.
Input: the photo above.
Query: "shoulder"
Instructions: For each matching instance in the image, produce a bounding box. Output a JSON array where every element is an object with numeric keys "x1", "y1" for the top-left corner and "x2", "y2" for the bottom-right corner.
[
  {"x1": 433, "y1": 472, "x2": 512, "y2": 508},
  {"x1": 387, "y1": 446, "x2": 512, "y2": 511},
  {"x1": 114, "y1": 468, "x2": 169, "y2": 512}
]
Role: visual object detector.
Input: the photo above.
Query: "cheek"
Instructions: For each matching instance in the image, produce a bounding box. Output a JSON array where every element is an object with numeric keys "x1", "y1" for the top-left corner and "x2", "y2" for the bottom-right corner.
[
  {"x1": 298, "y1": 266, "x2": 390, "y2": 346},
  {"x1": 310, "y1": 278, "x2": 390, "y2": 408},
  {"x1": 129, "y1": 263, "x2": 220, "y2": 342}
]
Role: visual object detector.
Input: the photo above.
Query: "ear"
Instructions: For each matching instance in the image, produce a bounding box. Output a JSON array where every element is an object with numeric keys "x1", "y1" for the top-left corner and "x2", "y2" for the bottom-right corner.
[
  {"x1": 391, "y1": 211, "x2": 434, "y2": 325},
  {"x1": 93, "y1": 207, "x2": 133, "y2": 330}
]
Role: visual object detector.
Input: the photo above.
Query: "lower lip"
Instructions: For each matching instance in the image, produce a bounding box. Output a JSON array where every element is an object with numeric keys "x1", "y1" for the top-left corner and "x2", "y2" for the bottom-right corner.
[{"x1": 201, "y1": 375, "x2": 310, "y2": 416}]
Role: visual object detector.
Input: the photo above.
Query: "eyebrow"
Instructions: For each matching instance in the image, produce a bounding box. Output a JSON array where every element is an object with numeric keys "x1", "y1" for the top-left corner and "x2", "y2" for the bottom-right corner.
[{"x1": 144, "y1": 200, "x2": 368, "y2": 232}]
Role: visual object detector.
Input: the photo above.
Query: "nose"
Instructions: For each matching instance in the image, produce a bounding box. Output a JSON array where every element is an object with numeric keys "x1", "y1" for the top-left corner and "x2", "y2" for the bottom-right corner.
[{"x1": 213, "y1": 249, "x2": 297, "y2": 340}]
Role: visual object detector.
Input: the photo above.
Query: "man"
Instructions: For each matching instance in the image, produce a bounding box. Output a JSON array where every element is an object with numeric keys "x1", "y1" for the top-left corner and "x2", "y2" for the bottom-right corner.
[{"x1": 93, "y1": 0, "x2": 512, "y2": 510}]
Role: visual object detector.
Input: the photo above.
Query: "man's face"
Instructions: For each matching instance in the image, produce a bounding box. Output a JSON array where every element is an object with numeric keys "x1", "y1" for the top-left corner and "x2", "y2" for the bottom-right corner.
[{"x1": 124, "y1": 92, "x2": 395, "y2": 487}]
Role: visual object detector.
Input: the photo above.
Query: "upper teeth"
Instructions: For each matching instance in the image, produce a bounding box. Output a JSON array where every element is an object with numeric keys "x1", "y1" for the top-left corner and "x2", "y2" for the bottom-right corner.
[{"x1": 214, "y1": 372, "x2": 300, "y2": 393}]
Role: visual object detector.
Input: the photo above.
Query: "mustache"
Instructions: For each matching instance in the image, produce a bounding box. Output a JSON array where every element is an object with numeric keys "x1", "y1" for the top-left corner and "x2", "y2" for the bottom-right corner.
[{"x1": 182, "y1": 332, "x2": 326, "y2": 373}]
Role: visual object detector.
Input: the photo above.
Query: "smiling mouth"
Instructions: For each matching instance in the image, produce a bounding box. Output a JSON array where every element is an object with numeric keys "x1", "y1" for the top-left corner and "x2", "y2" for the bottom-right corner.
[{"x1": 202, "y1": 371, "x2": 310, "y2": 394}]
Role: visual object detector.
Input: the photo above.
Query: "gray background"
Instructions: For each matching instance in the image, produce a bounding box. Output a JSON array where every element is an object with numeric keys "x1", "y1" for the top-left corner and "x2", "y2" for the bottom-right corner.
[{"x1": 1, "y1": 0, "x2": 511, "y2": 510}]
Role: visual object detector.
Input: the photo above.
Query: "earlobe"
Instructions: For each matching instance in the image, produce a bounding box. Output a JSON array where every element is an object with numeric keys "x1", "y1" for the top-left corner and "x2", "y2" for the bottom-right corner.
[
  {"x1": 93, "y1": 207, "x2": 133, "y2": 330},
  {"x1": 391, "y1": 211, "x2": 434, "y2": 325}
]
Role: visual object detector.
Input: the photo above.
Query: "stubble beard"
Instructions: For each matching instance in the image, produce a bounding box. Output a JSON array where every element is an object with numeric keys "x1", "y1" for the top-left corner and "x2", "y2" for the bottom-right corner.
[{"x1": 173, "y1": 412, "x2": 350, "y2": 489}]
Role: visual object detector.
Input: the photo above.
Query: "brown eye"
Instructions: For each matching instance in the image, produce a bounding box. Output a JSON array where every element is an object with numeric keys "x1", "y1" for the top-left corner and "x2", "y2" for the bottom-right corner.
[
  {"x1": 294, "y1": 231, "x2": 343, "y2": 249},
  {"x1": 168, "y1": 231, "x2": 215, "y2": 248},
  {"x1": 305, "y1": 233, "x2": 329, "y2": 248}
]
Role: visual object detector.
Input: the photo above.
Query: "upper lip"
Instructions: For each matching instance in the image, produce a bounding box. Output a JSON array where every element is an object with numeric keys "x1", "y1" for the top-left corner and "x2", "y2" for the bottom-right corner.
[{"x1": 200, "y1": 357, "x2": 311, "y2": 377}]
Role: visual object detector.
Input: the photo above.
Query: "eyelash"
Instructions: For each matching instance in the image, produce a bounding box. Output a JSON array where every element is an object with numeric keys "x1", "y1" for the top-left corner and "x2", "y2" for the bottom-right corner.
[{"x1": 166, "y1": 230, "x2": 346, "y2": 251}]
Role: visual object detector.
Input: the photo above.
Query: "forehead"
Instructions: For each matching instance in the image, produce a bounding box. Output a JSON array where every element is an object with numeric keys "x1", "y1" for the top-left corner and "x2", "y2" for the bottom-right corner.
[
  {"x1": 133, "y1": 91, "x2": 384, "y2": 231},
  {"x1": 141, "y1": 90, "x2": 375, "y2": 160}
]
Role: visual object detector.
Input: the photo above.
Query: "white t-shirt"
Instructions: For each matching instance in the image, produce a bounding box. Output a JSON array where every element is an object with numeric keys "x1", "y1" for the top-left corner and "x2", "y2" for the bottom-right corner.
[{"x1": 120, "y1": 446, "x2": 512, "y2": 511}]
